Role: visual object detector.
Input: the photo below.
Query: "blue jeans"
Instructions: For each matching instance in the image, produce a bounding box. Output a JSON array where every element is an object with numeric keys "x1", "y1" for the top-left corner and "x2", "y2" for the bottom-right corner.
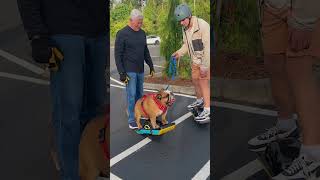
[
  {"x1": 50, "y1": 35, "x2": 107, "y2": 180},
  {"x1": 126, "y1": 72, "x2": 144, "y2": 123}
]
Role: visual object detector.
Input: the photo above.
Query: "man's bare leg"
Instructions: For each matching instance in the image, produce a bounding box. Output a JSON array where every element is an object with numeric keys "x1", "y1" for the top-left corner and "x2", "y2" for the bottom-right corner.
[{"x1": 286, "y1": 56, "x2": 320, "y2": 145}]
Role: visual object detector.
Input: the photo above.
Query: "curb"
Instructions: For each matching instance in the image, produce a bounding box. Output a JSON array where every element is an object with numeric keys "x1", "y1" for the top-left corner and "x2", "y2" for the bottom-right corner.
[
  {"x1": 212, "y1": 77, "x2": 274, "y2": 105},
  {"x1": 143, "y1": 83, "x2": 196, "y2": 96},
  {"x1": 143, "y1": 64, "x2": 320, "y2": 105},
  {"x1": 144, "y1": 78, "x2": 275, "y2": 105}
]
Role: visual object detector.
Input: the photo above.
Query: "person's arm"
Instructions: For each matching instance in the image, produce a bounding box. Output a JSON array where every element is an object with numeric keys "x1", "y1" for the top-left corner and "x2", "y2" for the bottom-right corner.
[
  {"x1": 17, "y1": 0, "x2": 57, "y2": 64},
  {"x1": 114, "y1": 31, "x2": 126, "y2": 74},
  {"x1": 17, "y1": 0, "x2": 49, "y2": 39},
  {"x1": 176, "y1": 29, "x2": 189, "y2": 57},
  {"x1": 144, "y1": 44, "x2": 154, "y2": 74},
  {"x1": 201, "y1": 21, "x2": 210, "y2": 69},
  {"x1": 288, "y1": 0, "x2": 320, "y2": 31}
]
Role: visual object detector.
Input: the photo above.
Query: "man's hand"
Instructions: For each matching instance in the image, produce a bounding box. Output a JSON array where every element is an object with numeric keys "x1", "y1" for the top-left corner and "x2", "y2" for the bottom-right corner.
[
  {"x1": 48, "y1": 47, "x2": 64, "y2": 71},
  {"x1": 119, "y1": 72, "x2": 130, "y2": 84},
  {"x1": 31, "y1": 36, "x2": 52, "y2": 63},
  {"x1": 172, "y1": 51, "x2": 181, "y2": 60},
  {"x1": 200, "y1": 65, "x2": 208, "y2": 78},
  {"x1": 288, "y1": 27, "x2": 312, "y2": 52},
  {"x1": 150, "y1": 67, "x2": 155, "y2": 77}
]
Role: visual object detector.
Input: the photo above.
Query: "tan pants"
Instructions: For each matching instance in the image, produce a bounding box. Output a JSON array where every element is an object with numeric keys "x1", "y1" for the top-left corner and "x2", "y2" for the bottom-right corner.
[
  {"x1": 192, "y1": 64, "x2": 211, "y2": 80},
  {"x1": 262, "y1": 4, "x2": 320, "y2": 58}
]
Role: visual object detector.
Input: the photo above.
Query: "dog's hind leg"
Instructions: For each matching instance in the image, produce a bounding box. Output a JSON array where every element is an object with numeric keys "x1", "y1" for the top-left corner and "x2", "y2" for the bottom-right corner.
[{"x1": 135, "y1": 107, "x2": 143, "y2": 129}]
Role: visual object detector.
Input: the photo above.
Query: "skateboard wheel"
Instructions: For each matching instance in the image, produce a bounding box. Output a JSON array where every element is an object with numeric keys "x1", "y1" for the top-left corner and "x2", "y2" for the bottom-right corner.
[{"x1": 144, "y1": 124, "x2": 151, "y2": 130}]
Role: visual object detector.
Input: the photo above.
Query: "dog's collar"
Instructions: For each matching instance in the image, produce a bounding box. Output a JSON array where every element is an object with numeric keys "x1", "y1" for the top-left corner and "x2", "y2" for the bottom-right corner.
[
  {"x1": 152, "y1": 94, "x2": 168, "y2": 113},
  {"x1": 141, "y1": 94, "x2": 168, "y2": 117}
]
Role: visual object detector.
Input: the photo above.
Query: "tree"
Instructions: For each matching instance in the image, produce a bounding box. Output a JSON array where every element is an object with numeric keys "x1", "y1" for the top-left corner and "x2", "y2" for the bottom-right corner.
[
  {"x1": 142, "y1": 0, "x2": 162, "y2": 35},
  {"x1": 159, "y1": 0, "x2": 189, "y2": 78},
  {"x1": 110, "y1": 3, "x2": 133, "y2": 38},
  {"x1": 217, "y1": 0, "x2": 262, "y2": 56},
  {"x1": 159, "y1": 0, "x2": 210, "y2": 79}
]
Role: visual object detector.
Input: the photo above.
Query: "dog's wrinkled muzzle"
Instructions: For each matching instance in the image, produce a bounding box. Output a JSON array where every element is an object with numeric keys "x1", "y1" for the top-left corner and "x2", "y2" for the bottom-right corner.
[{"x1": 167, "y1": 93, "x2": 175, "y2": 106}]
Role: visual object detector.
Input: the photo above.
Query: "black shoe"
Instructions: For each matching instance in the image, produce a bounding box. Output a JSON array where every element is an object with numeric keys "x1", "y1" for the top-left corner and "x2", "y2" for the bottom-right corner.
[{"x1": 129, "y1": 122, "x2": 138, "y2": 129}]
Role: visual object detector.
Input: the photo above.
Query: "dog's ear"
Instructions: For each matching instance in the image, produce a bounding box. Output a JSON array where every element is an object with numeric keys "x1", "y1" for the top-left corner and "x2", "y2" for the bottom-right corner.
[{"x1": 156, "y1": 94, "x2": 162, "y2": 100}]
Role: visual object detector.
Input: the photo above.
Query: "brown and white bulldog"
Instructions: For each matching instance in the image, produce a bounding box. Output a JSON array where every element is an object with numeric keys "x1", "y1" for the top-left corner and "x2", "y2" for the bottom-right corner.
[
  {"x1": 49, "y1": 109, "x2": 109, "y2": 180},
  {"x1": 79, "y1": 113, "x2": 109, "y2": 180},
  {"x1": 134, "y1": 88, "x2": 175, "y2": 129}
]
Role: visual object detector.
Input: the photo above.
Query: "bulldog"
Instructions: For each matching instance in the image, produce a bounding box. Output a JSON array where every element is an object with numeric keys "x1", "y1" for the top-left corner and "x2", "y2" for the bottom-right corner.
[
  {"x1": 134, "y1": 88, "x2": 175, "y2": 129},
  {"x1": 79, "y1": 114, "x2": 109, "y2": 180},
  {"x1": 49, "y1": 111, "x2": 109, "y2": 180}
]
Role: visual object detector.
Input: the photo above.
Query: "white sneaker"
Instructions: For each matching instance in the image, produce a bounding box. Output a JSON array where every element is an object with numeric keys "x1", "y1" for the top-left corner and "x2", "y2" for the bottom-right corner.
[
  {"x1": 272, "y1": 155, "x2": 320, "y2": 180},
  {"x1": 195, "y1": 109, "x2": 210, "y2": 123}
]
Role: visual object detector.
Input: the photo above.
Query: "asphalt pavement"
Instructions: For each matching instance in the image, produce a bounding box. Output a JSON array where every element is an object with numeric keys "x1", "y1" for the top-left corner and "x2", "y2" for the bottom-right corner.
[
  {"x1": 0, "y1": 24, "x2": 279, "y2": 180},
  {"x1": 0, "y1": 25, "x2": 58, "y2": 180},
  {"x1": 109, "y1": 45, "x2": 211, "y2": 179}
]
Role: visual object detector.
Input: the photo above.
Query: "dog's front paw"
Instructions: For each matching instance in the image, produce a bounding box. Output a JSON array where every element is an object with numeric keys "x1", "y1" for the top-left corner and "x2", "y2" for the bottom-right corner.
[
  {"x1": 153, "y1": 124, "x2": 160, "y2": 129},
  {"x1": 161, "y1": 120, "x2": 168, "y2": 126}
]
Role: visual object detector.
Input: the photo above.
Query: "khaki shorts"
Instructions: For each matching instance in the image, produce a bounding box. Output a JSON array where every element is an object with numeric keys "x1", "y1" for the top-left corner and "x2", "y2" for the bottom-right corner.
[
  {"x1": 261, "y1": 4, "x2": 320, "y2": 58},
  {"x1": 192, "y1": 63, "x2": 210, "y2": 80}
]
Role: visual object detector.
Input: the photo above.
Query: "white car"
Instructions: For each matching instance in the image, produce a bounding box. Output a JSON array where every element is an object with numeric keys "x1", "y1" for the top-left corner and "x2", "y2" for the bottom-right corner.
[{"x1": 146, "y1": 35, "x2": 161, "y2": 45}]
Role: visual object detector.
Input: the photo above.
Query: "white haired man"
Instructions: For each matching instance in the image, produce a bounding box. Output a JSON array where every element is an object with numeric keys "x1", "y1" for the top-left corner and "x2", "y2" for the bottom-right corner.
[{"x1": 115, "y1": 9, "x2": 155, "y2": 129}]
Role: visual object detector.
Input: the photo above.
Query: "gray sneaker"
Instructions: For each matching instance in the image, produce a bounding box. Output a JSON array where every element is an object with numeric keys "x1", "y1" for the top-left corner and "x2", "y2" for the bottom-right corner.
[
  {"x1": 272, "y1": 155, "x2": 320, "y2": 180},
  {"x1": 187, "y1": 99, "x2": 204, "y2": 110},
  {"x1": 248, "y1": 126, "x2": 300, "y2": 152}
]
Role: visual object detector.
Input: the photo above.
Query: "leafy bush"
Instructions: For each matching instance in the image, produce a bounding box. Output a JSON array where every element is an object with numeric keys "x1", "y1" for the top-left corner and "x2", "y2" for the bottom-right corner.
[{"x1": 216, "y1": 0, "x2": 262, "y2": 56}]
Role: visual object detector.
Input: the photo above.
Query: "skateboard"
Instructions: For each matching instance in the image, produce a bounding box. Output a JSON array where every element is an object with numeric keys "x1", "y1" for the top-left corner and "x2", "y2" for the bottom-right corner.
[
  {"x1": 135, "y1": 119, "x2": 176, "y2": 135},
  {"x1": 255, "y1": 137, "x2": 301, "y2": 178}
]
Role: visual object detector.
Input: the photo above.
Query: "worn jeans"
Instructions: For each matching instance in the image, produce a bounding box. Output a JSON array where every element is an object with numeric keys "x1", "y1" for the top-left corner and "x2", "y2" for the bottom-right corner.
[
  {"x1": 126, "y1": 72, "x2": 144, "y2": 123},
  {"x1": 50, "y1": 34, "x2": 107, "y2": 180}
]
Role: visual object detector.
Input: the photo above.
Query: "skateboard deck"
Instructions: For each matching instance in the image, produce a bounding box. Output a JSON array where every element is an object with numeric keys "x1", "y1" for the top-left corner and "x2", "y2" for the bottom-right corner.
[{"x1": 135, "y1": 119, "x2": 176, "y2": 135}]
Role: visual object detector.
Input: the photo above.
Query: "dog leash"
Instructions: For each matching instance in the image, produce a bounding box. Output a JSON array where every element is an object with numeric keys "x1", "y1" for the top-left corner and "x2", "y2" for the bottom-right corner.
[{"x1": 168, "y1": 56, "x2": 177, "y2": 80}]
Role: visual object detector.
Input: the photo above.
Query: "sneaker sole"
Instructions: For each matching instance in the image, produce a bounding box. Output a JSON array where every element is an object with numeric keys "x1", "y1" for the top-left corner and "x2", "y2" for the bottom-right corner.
[
  {"x1": 129, "y1": 126, "x2": 138, "y2": 130},
  {"x1": 195, "y1": 117, "x2": 210, "y2": 124}
]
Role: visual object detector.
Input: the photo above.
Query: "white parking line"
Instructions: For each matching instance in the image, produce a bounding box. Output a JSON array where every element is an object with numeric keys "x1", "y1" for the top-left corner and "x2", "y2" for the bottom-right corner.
[
  {"x1": 173, "y1": 112, "x2": 193, "y2": 125},
  {"x1": 110, "y1": 138, "x2": 152, "y2": 167},
  {"x1": 0, "y1": 49, "x2": 45, "y2": 75},
  {"x1": 0, "y1": 72, "x2": 49, "y2": 85},
  {"x1": 110, "y1": 173, "x2": 122, "y2": 180},
  {"x1": 110, "y1": 84, "x2": 277, "y2": 117},
  {"x1": 221, "y1": 159, "x2": 264, "y2": 180},
  {"x1": 192, "y1": 160, "x2": 211, "y2": 180},
  {"x1": 111, "y1": 83, "x2": 197, "y2": 99},
  {"x1": 110, "y1": 111, "x2": 193, "y2": 166},
  {"x1": 110, "y1": 77, "x2": 125, "y2": 86},
  {"x1": 0, "y1": 47, "x2": 276, "y2": 118}
]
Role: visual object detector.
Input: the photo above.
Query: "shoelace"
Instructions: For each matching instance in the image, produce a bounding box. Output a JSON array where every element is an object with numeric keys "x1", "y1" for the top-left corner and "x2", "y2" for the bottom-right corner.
[
  {"x1": 284, "y1": 156, "x2": 311, "y2": 177},
  {"x1": 199, "y1": 109, "x2": 209, "y2": 117},
  {"x1": 190, "y1": 100, "x2": 202, "y2": 107},
  {"x1": 259, "y1": 126, "x2": 279, "y2": 140}
]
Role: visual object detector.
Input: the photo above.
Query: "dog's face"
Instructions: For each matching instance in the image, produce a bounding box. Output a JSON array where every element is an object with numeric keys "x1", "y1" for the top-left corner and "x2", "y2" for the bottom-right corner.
[{"x1": 156, "y1": 88, "x2": 175, "y2": 107}]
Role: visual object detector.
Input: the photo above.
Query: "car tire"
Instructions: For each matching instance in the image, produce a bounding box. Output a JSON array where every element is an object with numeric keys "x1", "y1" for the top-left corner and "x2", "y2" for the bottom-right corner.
[{"x1": 155, "y1": 40, "x2": 159, "y2": 45}]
